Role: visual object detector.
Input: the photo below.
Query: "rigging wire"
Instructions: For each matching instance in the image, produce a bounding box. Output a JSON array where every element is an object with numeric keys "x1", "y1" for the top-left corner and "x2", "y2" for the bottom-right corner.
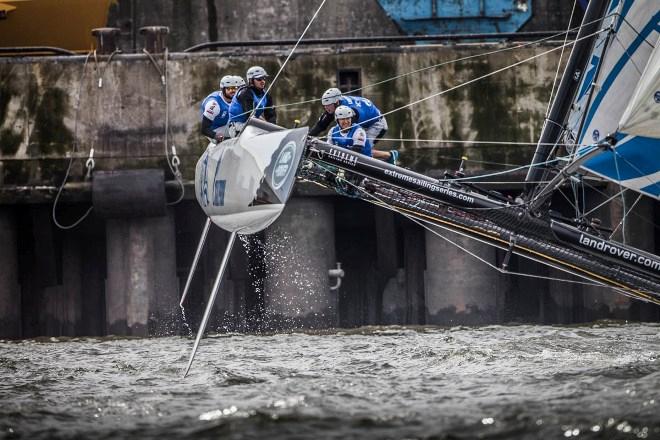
[
  {"x1": 582, "y1": 187, "x2": 627, "y2": 218},
  {"x1": 363, "y1": 28, "x2": 611, "y2": 129},
  {"x1": 555, "y1": 184, "x2": 582, "y2": 216},
  {"x1": 612, "y1": 142, "x2": 627, "y2": 244},
  {"x1": 313, "y1": 160, "x2": 660, "y2": 300},
  {"x1": 612, "y1": 148, "x2": 660, "y2": 194},
  {"x1": 310, "y1": 160, "x2": 608, "y2": 288},
  {"x1": 247, "y1": 0, "x2": 327, "y2": 125},
  {"x1": 609, "y1": 192, "x2": 643, "y2": 241},
  {"x1": 441, "y1": 156, "x2": 565, "y2": 183},
  {"x1": 569, "y1": 173, "x2": 660, "y2": 233},
  {"x1": 229, "y1": 15, "x2": 615, "y2": 120},
  {"x1": 377, "y1": 138, "x2": 587, "y2": 148},
  {"x1": 542, "y1": 0, "x2": 578, "y2": 125}
]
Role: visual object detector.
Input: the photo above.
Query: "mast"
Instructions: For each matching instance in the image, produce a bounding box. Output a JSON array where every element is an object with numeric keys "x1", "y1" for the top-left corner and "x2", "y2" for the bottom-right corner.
[{"x1": 524, "y1": 0, "x2": 611, "y2": 197}]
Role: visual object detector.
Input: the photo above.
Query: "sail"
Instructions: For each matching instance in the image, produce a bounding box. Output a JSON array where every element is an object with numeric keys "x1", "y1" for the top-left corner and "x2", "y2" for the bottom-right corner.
[
  {"x1": 567, "y1": 0, "x2": 660, "y2": 199},
  {"x1": 618, "y1": 35, "x2": 660, "y2": 138}
]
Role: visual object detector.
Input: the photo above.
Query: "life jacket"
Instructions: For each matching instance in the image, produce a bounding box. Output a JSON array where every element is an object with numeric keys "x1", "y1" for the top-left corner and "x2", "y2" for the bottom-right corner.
[
  {"x1": 330, "y1": 124, "x2": 372, "y2": 157},
  {"x1": 201, "y1": 92, "x2": 231, "y2": 131},
  {"x1": 228, "y1": 87, "x2": 267, "y2": 123},
  {"x1": 339, "y1": 96, "x2": 382, "y2": 128}
]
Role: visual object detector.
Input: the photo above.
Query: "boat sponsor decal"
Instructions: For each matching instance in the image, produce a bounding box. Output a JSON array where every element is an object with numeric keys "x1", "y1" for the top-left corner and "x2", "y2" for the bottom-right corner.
[
  {"x1": 328, "y1": 148, "x2": 358, "y2": 167},
  {"x1": 383, "y1": 169, "x2": 475, "y2": 205},
  {"x1": 213, "y1": 179, "x2": 226, "y2": 206},
  {"x1": 272, "y1": 141, "x2": 296, "y2": 190},
  {"x1": 578, "y1": 233, "x2": 660, "y2": 273},
  {"x1": 199, "y1": 153, "x2": 210, "y2": 207}
]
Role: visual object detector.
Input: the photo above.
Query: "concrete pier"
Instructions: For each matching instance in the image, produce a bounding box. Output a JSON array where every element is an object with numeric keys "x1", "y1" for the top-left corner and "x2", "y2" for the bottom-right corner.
[
  {"x1": 424, "y1": 228, "x2": 499, "y2": 325},
  {"x1": 404, "y1": 223, "x2": 426, "y2": 324},
  {"x1": 336, "y1": 199, "x2": 377, "y2": 327},
  {"x1": 264, "y1": 197, "x2": 336, "y2": 329},
  {"x1": 624, "y1": 194, "x2": 660, "y2": 321},
  {"x1": 105, "y1": 210, "x2": 179, "y2": 336},
  {"x1": 0, "y1": 207, "x2": 20, "y2": 338}
]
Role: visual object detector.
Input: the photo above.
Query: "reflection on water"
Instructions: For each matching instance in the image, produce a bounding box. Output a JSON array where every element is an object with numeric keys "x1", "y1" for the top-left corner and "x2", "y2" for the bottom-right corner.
[{"x1": 1, "y1": 323, "x2": 659, "y2": 439}]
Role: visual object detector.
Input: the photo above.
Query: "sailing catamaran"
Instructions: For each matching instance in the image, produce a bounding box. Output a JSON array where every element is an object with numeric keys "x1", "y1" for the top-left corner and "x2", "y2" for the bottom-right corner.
[{"x1": 183, "y1": 0, "x2": 659, "y2": 375}]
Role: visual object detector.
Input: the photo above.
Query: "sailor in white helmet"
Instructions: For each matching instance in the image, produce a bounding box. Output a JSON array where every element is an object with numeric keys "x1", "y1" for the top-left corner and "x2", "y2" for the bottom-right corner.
[
  {"x1": 327, "y1": 105, "x2": 372, "y2": 156},
  {"x1": 200, "y1": 74, "x2": 242, "y2": 142},
  {"x1": 228, "y1": 66, "x2": 276, "y2": 137},
  {"x1": 311, "y1": 87, "x2": 398, "y2": 164},
  {"x1": 233, "y1": 75, "x2": 246, "y2": 88}
]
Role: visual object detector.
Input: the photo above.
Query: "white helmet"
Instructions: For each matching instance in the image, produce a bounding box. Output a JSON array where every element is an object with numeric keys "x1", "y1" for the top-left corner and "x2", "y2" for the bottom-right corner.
[
  {"x1": 234, "y1": 75, "x2": 246, "y2": 87},
  {"x1": 321, "y1": 87, "x2": 342, "y2": 106},
  {"x1": 220, "y1": 75, "x2": 241, "y2": 89},
  {"x1": 246, "y1": 66, "x2": 268, "y2": 81},
  {"x1": 335, "y1": 105, "x2": 354, "y2": 120}
]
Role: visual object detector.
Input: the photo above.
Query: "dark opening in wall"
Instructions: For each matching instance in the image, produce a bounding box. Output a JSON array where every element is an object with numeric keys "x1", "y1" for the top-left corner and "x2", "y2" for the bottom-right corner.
[{"x1": 337, "y1": 69, "x2": 361, "y2": 96}]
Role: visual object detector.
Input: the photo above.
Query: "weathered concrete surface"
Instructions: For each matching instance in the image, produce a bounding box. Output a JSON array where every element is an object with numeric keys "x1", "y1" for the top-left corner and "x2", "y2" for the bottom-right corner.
[
  {"x1": 106, "y1": 0, "x2": 579, "y2": 53},
  {"x1": 0, "y1": 44, "x2": 561, "y2": 186},
  {"x1": 264, "y1": 197, "x2": 336, "y2": 328},
  {"x1": 107, "y1": 0, "x2": 401, "y2": 52},
  {"x1": 424, "y1": 226, "x2": 500, "y2": 325},
  {"x1": 105, "y1": 209, "x2": 179, "y2": 336},
  {"x1": 0, "y1": 207, "x2": 20, "y2": 338}
]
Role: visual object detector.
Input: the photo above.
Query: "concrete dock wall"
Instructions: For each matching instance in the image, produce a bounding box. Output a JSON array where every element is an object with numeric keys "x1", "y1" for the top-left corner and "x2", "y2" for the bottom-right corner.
[
  {"x1": 0, "y1": 44, "x2": 561, "y2": 185},
  {"x1": 0, "y1": 44, "x2": 658, "y2": 337}
]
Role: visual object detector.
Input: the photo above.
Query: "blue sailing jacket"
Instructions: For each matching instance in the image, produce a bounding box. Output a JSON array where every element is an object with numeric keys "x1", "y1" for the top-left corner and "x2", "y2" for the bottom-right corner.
[
  {"x1": 339, "y1": 96, "x2": 382, "y2": 128},
  {"x1": 329, "y1": 124, "x2": 372, "y2": 157},
  {"x1": 201, "y1": 92, "x2": 231, "y2": 131},
  {"x1": 229, "y1": 88, "x2": 267, "y2": 123}
]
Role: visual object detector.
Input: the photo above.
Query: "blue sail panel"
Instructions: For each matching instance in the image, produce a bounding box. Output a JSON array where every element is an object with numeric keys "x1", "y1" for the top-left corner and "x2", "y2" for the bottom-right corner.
[
  {"x1": 567, "y1": 0, "x2": 660, "y2": 199},
  {"x1": 582, "y1": 133, "x2": 660, "y2": 200}
]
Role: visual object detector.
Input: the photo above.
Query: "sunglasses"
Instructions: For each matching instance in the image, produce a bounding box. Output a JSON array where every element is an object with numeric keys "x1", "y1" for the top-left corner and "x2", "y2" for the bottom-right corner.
[
  {"x1": 254, "y1": 77, "x2": 266, "y2": 81},
  {"x1": 224, "y1": 86, "x2": 237, "y2": 91}
]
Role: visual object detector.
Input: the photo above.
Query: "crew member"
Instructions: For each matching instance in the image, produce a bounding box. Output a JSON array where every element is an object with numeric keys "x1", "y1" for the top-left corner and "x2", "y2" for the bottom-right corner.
[
  {"x1": 228, "y1": 66, "x2": 276, "y2": 137},
  {"x1": 200, "y1": 75, "x2": 242, "y2": 142},
  {"x1": 234, "y1": 75, "x2": 246, "y2": 88},
  {"x1": 327, "y1": 105, "x2": 372, "y2": 156},
  {"x1": 311, "y1": 88, "x2": 397, "y2": 164}
]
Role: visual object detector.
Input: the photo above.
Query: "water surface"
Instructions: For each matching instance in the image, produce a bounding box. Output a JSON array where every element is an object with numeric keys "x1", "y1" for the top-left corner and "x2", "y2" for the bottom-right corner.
[{"x1": 1, "y1": 323, "x2": 659, "y2": 439}]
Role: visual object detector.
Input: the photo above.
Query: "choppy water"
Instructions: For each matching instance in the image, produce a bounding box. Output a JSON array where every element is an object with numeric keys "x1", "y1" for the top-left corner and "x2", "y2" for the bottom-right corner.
[{"x1": 1, "y1": 323, "x2": 659, "y2": 439}]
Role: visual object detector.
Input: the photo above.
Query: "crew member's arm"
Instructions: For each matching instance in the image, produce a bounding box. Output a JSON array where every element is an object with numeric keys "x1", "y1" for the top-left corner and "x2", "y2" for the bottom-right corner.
[
  {"x1": 201, "y1": 100, "x2": 221, "y2": 140},
  {"x1": 351, "y1": 128, "x2": 367, "y2": 155},
  {"x1": 309, "y1": 112, "x2": 334, "y2": 137}
]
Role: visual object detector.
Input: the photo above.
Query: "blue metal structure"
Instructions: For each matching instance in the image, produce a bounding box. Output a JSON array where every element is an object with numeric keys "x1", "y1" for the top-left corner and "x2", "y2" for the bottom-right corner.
[{"x1": 376, "y1": 0, "x2": 532, "y2": 35}]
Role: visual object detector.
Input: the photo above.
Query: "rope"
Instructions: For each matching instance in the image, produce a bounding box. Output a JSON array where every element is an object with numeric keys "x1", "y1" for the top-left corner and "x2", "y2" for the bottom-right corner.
[
  {"x1": 52, "y1": 52, "x2": 94, "y2": 230},
  {"x1": 161, "y1": 47, "x2": 185, "y2": 205}
]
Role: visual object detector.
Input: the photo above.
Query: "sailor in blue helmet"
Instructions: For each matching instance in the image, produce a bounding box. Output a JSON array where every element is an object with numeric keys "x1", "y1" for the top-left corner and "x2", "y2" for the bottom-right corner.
[
  {"x1": 311, "y1": 88, "x2": 398, "y2": 164},
  {"x1": 327, "y1": 105, "x2": 372, "y2": 156},
  {"x1": 228, "y1": 66, "x2": 276, "y2": 137},
  {"x1": 200, "y1": 75, "x2": 242, "y2": 142}
]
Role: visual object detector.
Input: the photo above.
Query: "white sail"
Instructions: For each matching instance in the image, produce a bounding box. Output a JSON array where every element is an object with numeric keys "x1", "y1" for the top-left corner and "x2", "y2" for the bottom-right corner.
[
  {"x1": 618, "y1": 35, "x2": 660, "y2": 138},
  {"x1": 568, "y1": 0, "x2": 660, "y2": 199}
]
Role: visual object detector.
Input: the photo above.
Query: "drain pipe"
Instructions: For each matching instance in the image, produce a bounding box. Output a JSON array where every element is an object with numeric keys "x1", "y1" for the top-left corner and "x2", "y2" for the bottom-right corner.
[{"x1": 329, "y1": 262, "x2": 344, "y2": 291}]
